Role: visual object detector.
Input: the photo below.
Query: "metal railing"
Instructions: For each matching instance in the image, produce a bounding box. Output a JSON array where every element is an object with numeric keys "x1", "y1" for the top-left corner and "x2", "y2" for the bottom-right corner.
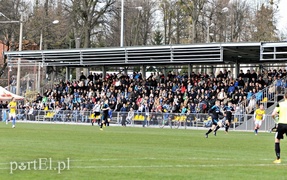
[
  {"x1": 240, "y1": 77, "x2": 286, "y2": 116},
  {"x1": 0, "y1": 109, "x2": 277, "y2": 132}
]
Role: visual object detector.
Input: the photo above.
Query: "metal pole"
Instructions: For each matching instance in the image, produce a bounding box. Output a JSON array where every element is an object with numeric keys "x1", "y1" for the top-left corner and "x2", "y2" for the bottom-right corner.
[
  {"x1": 40, "y1": 30, "x2": 43, "y2": 50},
  {"x1": 38, "y1": 62, "x2": 41, "y2": 91},
  {"x1": 225, "y1": 18, "x2": 227, "y2": 42},
  {"x1": 8, "y1": 67, "x2": 10, "y2": 91},
  {"x1": 16, "y1": 14, "x2": 23, "y2": 95},
  {"x1": 120, "y1": 0, "x2": 124, "y2": 47},
  {"x1": 207, "y1": 24, "x2": 210, "y2": 43},
  {"x1": 38, "y1": 30, "x2": 43, "y2": 92},
  {"x1": 34, "y1": 61, "x2": 37, "y2": 90}
]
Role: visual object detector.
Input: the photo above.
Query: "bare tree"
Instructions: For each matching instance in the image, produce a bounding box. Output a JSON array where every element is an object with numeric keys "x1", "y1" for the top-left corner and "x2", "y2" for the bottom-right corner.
[
  {"x1": 179, "y1": 0, "x2": 207, "y2": 43},
  {"x1": 251, "y1": 3, "x2": 279, "y2": 41},
  {"x1": 105, "y1": 0, "x2": 155, "y2": 47},
  {"x1": 64, "y1": 0, "x2": 115, "y2": 48},
  {"x1": 159, "y1": 0, "x2": 175, "y2": 45}
]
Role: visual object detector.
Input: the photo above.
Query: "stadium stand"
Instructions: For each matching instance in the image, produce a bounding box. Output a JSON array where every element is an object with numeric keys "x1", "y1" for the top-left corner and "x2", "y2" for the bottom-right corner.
[{"x1": 1, "y1": 68, "x2": 286, "y2": 129}]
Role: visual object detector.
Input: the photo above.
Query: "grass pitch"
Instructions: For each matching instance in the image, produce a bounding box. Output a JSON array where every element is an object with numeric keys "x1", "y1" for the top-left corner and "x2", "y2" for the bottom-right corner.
[{"x1": 0, "y1": 122, "x2": 286, "y2": 180}]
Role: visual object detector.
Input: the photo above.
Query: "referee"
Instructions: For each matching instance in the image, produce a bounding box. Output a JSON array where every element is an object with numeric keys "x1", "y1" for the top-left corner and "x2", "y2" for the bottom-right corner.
[{"x1": 271, "y1": 92, "x2": 287, "y2": 164}]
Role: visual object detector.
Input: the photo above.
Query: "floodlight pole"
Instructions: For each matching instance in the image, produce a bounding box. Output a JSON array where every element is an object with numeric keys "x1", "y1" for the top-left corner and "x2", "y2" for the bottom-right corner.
[
  {"x1": 16, "y1": 14, "x2": 23, "y2": 95},
  {"x1": 38, "y1": 20, "x2": 59, "y2": 91},
  {"x1": 120, "y1": 0, "x2": 124, "y2": 47}
]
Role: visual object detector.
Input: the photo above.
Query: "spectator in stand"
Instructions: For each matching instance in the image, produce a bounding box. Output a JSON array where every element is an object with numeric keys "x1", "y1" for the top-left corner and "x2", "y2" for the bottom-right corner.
[
  {"x1": 275, "y1": 76, "x2": 283, "y2": 94},
  {"x1": 282, "y1": 69, "x2": 287, "y2": 78},
  {"x1": 238, "y1": 70, "x2": 245, "y2": 78},
  {"x1": 216, "y1": 71, "x2": 224, "y2": 78},
  {"x1": 246, "y1": 89, "x2": 253, "y2": 100},
  {"x1": 257, "y1": 76, "x2": 266, "y2": 87},
  {"x1": 251, "y1": 70, "x2": 258, "y2": 81},
  {"x1": 237, "y1": 76, "x2": 245, "y2": 89},
  {"x1": 262, "y1": 70, "x2": 268, "y2": 82},
  {"x1": 79, "y1": 72, "x2": 87, "y2": 81},
  {"x1": 273, "y1": 69, "x2": 279, "y2": 77},
  {"x1": 266, "y1": 76, "x2": 273, "y2": 86},
  {"x1": 267, "y1": 69, "x2": 273, "y2": 77},
  {"x1": 88, "y1": 72, "x2": 94, "y2": 83},
  {"x1": 217, "y1": 88, "x2": 226, "y2": 103},
  {"x1": 245, "y1": 70, "x2": 252, "y2": 83},
  {"x1": 227, "y1": 82, "x2": 236, "y2": 98},
  {"x1": 237, "y1": 96, "x2": 244, "y2": 105},
  {"x1": 246, "y1": 96, "x2": 257, "y2": 114}
]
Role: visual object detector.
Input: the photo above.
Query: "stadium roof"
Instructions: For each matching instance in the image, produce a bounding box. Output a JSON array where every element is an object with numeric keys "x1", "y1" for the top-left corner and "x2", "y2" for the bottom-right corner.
[{"x1": 3, "y1": 41, "x2": 287, "y2": 67}]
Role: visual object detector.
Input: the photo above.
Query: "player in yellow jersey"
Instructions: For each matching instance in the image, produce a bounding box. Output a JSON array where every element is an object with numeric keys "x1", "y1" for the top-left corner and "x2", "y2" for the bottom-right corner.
[
  {"x1": 253, "y1": 103, "x2": 265, "y2": 135},
  {"x1": 8, "y1": 97, "x2": 17, "y2": 128},
  {"x1": 271, "y1": 92, "x2": 287, "y2": 164}
]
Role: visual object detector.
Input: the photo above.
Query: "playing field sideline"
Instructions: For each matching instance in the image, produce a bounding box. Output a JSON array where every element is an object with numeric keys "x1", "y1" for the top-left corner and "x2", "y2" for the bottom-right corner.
[{"x1": 0, "y1": 122, "x2": 286, "y2": 180}]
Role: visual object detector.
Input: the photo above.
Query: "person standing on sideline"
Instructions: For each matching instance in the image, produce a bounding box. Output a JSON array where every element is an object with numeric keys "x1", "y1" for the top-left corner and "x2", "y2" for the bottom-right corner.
[
  {"x1": 271, "y1": 92, "x2": 287, "y2": 164},
  {"x1": 92, "y1": 101, "x2": 101, "y2": 126},
  {"x1": 126, "y1": 108, "x2": 135, "y2": 125},
  {"x1": 8, "y1": 97, "x2": 17, "y2": 128},
  {"x1": 205, "y1": 100, "x2": 224, "y2": 138},
  {"x1": 253, "y1": 103, "x2": 266, "y2": 135},
  {"x1": 223, "y1": 102, "x2": 235, "y2": 133},
  {"x1": 100, "y1": 99, "x2": 110, "y2": 131},
  {"x1": 120, "y1": 104, "x2": 128, "y2": 126},
  {"x1": 143, "y1": 102, "x2": 149, "y2": 127}
]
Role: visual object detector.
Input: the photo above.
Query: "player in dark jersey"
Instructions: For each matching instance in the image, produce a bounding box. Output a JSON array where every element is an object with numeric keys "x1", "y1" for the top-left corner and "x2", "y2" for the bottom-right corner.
[
  {"x1": 205, "y1": 100, "x2": 224, "y2": 138},
  {"x1": 100, "y1": 99, "x2": 110, "y2": 131},
  {"x1": 223, "y1": 102, "x2": 235, "y2": 133}
]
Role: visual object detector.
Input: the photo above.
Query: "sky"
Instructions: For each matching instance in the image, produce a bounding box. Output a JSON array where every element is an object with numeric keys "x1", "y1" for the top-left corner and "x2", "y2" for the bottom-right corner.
[{"x1": 277, "y1": 0, "x2": 287, "y2": 35}]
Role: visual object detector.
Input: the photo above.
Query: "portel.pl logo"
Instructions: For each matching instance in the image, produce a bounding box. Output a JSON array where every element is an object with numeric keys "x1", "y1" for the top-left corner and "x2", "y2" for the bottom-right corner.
[{"x1": 10, "y1": 158, "x2": 70, "y2": 174}]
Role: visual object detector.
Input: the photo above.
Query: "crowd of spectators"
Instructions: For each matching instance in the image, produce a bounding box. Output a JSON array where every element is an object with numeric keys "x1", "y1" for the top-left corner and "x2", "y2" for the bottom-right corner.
[{"x1": 1, "y1": 68, "x2": 287, "y2": 122}]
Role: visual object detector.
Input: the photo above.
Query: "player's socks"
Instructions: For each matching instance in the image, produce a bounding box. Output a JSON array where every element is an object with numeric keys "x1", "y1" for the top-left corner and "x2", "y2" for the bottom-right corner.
[
  {"x1": 214, "y1": 125, "x2": 220, "y2": 132},
  {"x1": 255, "y1": 128, "x2": 258, "y2": 134},
  {"x1": 275, "y1": 142, "x2": 280, "y2": 160},
  {"x1": 12, "y1": 118, "x2": 16, "y2": 127},
  {"x1": 225, "y1": 125, "x2": 229, "y2": 132},
  {"x1": 206, "y1": 129, "x2": 212, "y2": 135}
]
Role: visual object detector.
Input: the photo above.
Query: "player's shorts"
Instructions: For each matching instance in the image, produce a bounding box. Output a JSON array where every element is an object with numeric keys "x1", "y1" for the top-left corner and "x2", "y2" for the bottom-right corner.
[
  {"x1": 275, "y1": 123, "x2": 287, "y2": 139},
  {"x1": 254, "y1": 120, "x2": 262, "y2": 126},
  {"x1": 212, "y1": 119, "x2": 218, "y2": 126},
  {"x1": 9, "y1": 113, "x2": 16, "y2": 118},
  {"x1": 94, "y1": 112, "x2": 101, "y2": 119},
  {"x1": 226, "y1": 116, "x2": 232, "y2": 123}
]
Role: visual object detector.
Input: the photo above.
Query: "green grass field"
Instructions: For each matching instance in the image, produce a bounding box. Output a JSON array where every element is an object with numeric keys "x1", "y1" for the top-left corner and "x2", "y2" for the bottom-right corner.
[{"x1": 0, "y1": 122, "x2": 286, "y2": 180}]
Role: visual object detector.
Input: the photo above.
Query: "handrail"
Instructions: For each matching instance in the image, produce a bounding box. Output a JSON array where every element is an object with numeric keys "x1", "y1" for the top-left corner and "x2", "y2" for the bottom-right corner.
[{"x1": 0, "y1": 109, "x2": 276, "y2": 132}]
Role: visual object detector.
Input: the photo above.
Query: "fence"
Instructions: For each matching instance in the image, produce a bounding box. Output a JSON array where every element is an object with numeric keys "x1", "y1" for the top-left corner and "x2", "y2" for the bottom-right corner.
[{"x1": 0, "y1": 109, "x2": 277, "y2": 132}]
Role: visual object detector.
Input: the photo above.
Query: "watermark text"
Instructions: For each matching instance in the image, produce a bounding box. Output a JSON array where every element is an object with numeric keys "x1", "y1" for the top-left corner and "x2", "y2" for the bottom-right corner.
[{"x1": 10, "y1": 158, "x2": 70, "y2": 174}]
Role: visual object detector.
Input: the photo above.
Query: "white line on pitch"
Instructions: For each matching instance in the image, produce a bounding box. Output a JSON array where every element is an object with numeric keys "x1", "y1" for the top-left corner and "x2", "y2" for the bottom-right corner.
[
  {"x1": 72, "y1": 163, "x2": 287, "y2": 169},
  {"x1": 0, "y1": 156, "x2": 275, "y2": 166},
  {"x1": 0, "y1": 163, "x2": 284, "y2": 170},
  {"x1": 69, "y1": 157, "x2": 273, "y2": 162}
]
